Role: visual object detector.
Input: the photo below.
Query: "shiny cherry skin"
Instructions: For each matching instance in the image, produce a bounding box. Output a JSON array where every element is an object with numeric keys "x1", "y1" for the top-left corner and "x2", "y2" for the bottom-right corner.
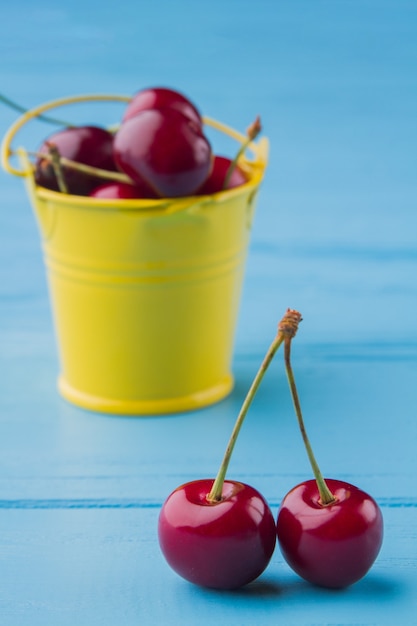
[
  {"x1": 276, "y1": 479, "x2": 383, "y2": 589},
  {"x1": 113, "y1": 108, "x2": 212, "y2": 198},
  {"x1": 89, "y1": 181, "x2": 158, "y2": 199},
  {"x1": 196, "y1": 155, "x2": 247, "y2": 195},
  {"x1": 35, "y1": 125, "x2": 116, "y2": 195},
  {"x1": 122, "y1": 86, "x2": 202, "y2": 127},
  {"x1": 158, "y1": 479, "x2": 277, "y2": 590}
]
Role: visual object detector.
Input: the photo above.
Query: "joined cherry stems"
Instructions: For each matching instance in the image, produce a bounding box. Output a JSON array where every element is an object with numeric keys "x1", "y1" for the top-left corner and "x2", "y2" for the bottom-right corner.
[{"x1": 207, "y1": 308, "x2": 301, "y2": 503}]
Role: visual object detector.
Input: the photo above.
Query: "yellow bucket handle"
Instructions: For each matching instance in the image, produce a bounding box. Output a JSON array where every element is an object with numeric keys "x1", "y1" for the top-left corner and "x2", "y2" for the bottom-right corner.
[{"x1": 1, "y1": 93, "x2": 268, "y2": 178}]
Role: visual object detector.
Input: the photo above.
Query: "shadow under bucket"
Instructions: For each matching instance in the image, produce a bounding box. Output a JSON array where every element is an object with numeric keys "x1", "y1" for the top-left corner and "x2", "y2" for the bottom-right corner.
[{"x1": 2, "y1": 94, "x2": 268, "y2": 415}]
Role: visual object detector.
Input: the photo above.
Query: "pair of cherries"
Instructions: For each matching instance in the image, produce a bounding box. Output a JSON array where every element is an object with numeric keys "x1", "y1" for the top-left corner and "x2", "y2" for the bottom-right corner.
[
  {"x1": 34, "y1": 87, "x2": 247, "y2": 198},
  {"x1": 158, "y1": 310, "x2": 384, "y2": 590}
]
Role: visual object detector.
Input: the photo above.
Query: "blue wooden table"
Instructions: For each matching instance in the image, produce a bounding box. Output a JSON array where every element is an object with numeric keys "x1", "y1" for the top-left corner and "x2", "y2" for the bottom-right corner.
[{"x1": 1, "y1": 1, "x2": 416, "y2": 624}]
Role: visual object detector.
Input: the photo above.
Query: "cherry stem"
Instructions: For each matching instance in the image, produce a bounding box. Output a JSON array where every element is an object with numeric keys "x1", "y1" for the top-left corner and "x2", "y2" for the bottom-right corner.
[
  {"x1": 283, "y1": 335, "x2": 336, "y2": 506},
  {"x1": 0, "y1": 93, "x2": 74, "y2": 128},
  {"x1": 23, "y1": 149, "x2": 134, "y2": 186},
  {"x1": 222, "y1": 115, "x2": 262, "y2": 191},
  {"x1": 207, "y1": 308, "x2": 298, "y2": 503},
  {"x1": 47, "y1": 143, "x2": 68, "y2": 194}
]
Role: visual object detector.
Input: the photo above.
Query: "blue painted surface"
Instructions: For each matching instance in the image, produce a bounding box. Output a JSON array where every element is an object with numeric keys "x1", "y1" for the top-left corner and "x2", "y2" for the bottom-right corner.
[{"x1": 1, "y1": 1, "x2": 416, "y2": 624}]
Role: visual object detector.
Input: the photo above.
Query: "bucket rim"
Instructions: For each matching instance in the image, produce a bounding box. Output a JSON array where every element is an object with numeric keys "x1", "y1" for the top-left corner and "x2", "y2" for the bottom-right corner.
[
  {"x1": 31, "y1": 175, "x2": 265, "y2": 211},
  {"x1": 21, "y1": 140, "x2": 267, "y2": 213}
]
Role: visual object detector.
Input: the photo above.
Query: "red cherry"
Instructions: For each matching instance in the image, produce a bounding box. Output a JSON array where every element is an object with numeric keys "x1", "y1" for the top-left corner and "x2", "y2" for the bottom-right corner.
[
  {"x1": 158, "y1": 312, "x2": 299, "y2": 590},
  {"x1": 157, "y1": 315, "x2": 297, "y2": 590},
  {"x1": 122, "y1": 86, "x2": 202, "y2": 127},
  {"x1": 35, "y1": 125, "x2": 116, "y2": 195},
  {"x1": 89, "y1": 181, "x2": 158, "y2": 199},
  {"x1": 113, "y1": 108, "x2": 212, "y2": 197},
  {"x1": 196, "y1": 155, "x2": 247, "y2": 195},
  {"x1": 275, "y1": 311, "x2": 384, "y2": 589},
  {"x1": 158, "y1": 479, "x2": 276, "y2": 590},
  {"x1": 277, "y1": 479, "x2": 383, "y2": 589}
]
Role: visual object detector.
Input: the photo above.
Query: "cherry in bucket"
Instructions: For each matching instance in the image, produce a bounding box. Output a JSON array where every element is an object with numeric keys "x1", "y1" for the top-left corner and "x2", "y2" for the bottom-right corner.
[
  {"x1": 158, "y1": 310, "x2": 299, "y2": 590},
  {"x1": 14, "y1": 87, "x2": 259, "y2": 199},
  {"x1": 196, "y1": 116, "x2": 261, "y2": 195},
  {"x1": 196, "y1": 155, "x2": 247, "y2": 194},
  {"x1": 276, "y1": 313, "x2": 384, "y2": 589},
  {"x1": 113, "y1": 107, "x2": 212, "y2": 198},
  {"x1": 89, "y1": 181, "x2": 158, "y2": 199},
  {"x1": 122, "y1": 86, "x2": 202, "y2": 127},
  {"x1": 35, "y1": 125, "x2": 116, "y2": 195}
]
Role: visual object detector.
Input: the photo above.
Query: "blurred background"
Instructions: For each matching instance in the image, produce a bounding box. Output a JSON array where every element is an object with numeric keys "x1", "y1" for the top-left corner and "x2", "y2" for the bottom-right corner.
[
  {"x1": 0, "y1": 5, "x2": 416, "y2": 622},
  {"x1": 1, "y1": 0, "x2": 416, "y2": 349}
]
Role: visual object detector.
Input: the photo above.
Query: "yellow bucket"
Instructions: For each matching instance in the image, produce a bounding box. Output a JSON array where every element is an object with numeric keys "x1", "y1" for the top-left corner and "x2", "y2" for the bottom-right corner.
[{"x1": 1, "y1": 94, "x2": 268, "y2": 415}]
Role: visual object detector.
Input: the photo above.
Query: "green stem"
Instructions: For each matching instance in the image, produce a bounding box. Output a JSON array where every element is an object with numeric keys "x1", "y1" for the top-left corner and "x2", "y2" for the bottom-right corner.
[
  {"x1": 207, "y1": 332, "x2": 285, "y2": 503},
  {"x1": 47, "y1": 144, "x2": 68, "y2": 193},
  {"x1": 222, "y1": 138, "x2": 250, "y2": 190},
  {"x1": 0, "y1": 93, "x2": 74, "y2": 127},
  {"x1": 222, "y1": 116, "x2": 262, "y2": 190},
  {"x1": 25, "y1": 149, "x2": 133, "y2": 185},
  {"x1": 284, "y1": 337, "x2": 336, "y2": 505}
]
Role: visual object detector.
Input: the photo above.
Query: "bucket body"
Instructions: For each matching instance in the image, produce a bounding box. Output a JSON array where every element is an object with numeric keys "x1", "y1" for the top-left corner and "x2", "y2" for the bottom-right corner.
[
  {"x1": 2, "y1": 95, "x2": 268, "y2": 414},
  {"x1": 30, "y1": 182, "x2": 260, "y2": 414}
]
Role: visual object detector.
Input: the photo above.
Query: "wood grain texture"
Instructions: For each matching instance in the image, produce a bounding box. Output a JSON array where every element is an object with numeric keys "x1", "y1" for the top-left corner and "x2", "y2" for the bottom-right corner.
[{"x1": 0, "y1": 1, "x2": 416, "y2": 624}]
